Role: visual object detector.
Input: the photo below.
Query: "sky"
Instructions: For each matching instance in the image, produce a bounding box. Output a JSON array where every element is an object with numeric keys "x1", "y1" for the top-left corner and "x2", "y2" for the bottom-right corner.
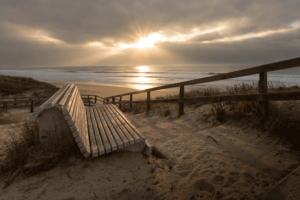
[{"x1": 0, "y1": 0, "x2": 300, "y2": 68}]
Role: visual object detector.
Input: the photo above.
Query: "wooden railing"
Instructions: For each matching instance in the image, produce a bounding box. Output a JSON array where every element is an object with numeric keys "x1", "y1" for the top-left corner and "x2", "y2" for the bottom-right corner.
[
  {"x1": 103, "y1": 57, "x2": 300, "y2": 117},
  {"x1": 1, "y1": 96, "x2": 51, "y2": 113},
  {"x1": 81, "y1": 95, "x2": 103, "y2": 106}
]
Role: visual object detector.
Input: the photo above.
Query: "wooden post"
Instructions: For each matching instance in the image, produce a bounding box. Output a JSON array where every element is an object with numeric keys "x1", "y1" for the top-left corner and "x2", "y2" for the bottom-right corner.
[
  {"x1": 30, "y1": 100, "x2": 34, "y2": 113},
  {"x1": 147, "y1": 91, "x2": 151, "y2": 116},
  {"x1": 112, "y1": 97, "x2": 115, "y2": 105},
  {"x1": 107, "y1": 98, "x2": 109, "y2": 104},
  {"x1": 179, "y1": 86, "x2": 185, "y2": 117},
  {"x1": 119, "y1": 96, "x2": 122, "y2": 109},
  {"x1": 14, "y1": 97, "x2": 17, "y2": 106},
  {"x1": 258, "y1": 72, "x2": 269, "y2": 117},
  {"x1": 95, "y1": 96, "x2": 97, "y2": 104},
  {"x1": 4, "y1": 102, "x2": 7, "y2": 112},
  {"x1": 130, "y1": 94, "x2": 133, "y2": 111}
]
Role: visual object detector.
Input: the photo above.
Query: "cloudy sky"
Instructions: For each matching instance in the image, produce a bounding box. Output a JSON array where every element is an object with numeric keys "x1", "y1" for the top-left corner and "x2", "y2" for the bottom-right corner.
[{"x1": 0, "y1": 0, "x2": 299, "y2": 68}]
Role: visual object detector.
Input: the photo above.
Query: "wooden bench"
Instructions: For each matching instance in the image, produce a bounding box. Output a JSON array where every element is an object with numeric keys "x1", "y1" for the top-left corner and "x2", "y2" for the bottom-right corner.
[{"x1": 30, "y1": 83, "x2": 152, "y2": 158}]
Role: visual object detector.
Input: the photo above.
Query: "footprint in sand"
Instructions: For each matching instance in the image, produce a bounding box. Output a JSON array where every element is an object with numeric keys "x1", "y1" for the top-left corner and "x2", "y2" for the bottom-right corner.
[
  {"x1": 211, "y1": 175, "x2": 225, "y2": 184},
  {"x1": 193, "y1": 179, "x2": 215, "y2": 193}
]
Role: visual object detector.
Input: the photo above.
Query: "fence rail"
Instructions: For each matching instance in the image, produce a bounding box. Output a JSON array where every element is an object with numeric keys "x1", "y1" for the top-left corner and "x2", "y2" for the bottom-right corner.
[
  {"x1": 81, "y1": 95, "x2": 103, "y2": 106},
  {"x1": 1, "y1": 96, "x2": 51, "y2": 113},
  {"x1": 103, "y1": 56, "x2": 300, "y2": 117}
]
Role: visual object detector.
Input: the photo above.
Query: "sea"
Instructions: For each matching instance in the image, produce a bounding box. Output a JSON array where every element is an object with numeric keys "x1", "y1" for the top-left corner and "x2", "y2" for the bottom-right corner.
[{"x1": 1, "y1": 64, "x2": 300, "y2": 91}]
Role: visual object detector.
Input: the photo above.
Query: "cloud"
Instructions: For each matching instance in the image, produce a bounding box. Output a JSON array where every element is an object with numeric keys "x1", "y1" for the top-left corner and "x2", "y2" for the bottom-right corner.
[{"x1": 0, "y1": 0, "x2": 300, "y2": 67}]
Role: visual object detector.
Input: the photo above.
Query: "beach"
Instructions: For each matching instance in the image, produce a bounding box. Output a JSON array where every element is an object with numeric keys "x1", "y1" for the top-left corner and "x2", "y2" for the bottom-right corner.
[
  {"x1": 0, "y1": 82, "x2": 299, "y2": 199},
  {"x1": 51, "y1": 82, "x2": 178, "y2": 100}
]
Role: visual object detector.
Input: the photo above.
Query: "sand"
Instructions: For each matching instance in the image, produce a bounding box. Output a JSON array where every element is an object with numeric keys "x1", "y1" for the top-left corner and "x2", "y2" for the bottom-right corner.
[
  {"x1": 0, "y1": 83, "x2": 300, "y2": 200},
  {"x1": 51, "y1": 83, "x2": 177, "y2": 100}
]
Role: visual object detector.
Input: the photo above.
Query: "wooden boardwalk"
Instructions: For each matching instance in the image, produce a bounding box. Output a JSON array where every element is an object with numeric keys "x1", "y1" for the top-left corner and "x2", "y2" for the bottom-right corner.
[
  {"x1": 86, "y1": 104, "x2": 145, "y2": 157},
  {"x1": 31, "y1": 84, "x2": 148, "y2": 158}
]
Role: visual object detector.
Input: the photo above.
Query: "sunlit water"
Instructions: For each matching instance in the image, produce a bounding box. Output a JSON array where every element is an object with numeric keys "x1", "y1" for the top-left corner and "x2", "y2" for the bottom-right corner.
[{"x1": 1, "y1": 64, "x2": 300, "y2": 91}]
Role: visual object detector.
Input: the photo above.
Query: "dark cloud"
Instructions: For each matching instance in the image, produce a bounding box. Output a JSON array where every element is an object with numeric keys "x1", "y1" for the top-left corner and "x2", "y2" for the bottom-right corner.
[{"x1": 0, "y1": 0, "x2": 299, "y2": 67}]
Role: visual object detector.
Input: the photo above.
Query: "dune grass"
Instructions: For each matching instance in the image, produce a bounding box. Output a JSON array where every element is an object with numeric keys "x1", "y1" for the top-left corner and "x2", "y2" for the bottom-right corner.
[
  {"x1": 120, "y1": 82, "x2": 300, "y2": 150},
  {"x1": 0, "y1": 75, "x2": 58, "y2": 96},
  {"x1": 0, "y1": 121, "x2": 80, "y2": 187}
]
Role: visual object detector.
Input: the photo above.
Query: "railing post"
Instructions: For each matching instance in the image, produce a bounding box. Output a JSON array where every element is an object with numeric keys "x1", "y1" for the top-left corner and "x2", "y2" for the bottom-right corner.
[
  {"x1": 147, "y1": 91, "x2": 150, "y2": 116},
  {"x1": 107, "y1": 98, "x2": 109, "y2": 104},
  {"x1": 112, "y1": 97, "x2": 115, "y2": 105},
  {"x1": 119, "y1": 96, "x2": 122, "y2": 109},
  {"x1": 95, "y1": 96, "x2": 97, "y2": 104},
  {"x1": 14, "y1": 97, "x2": 17, "y2": 106},
  {"x1": 179, "y1": 86, "x2": 184, "y2": 117},
  {"x1": 30, "y1": 100, "x2": 34, "y2": 113},
  {"x1": 259, "y1": 72, "x2": 269, "y2": 117},
  {"x1": 130, "y1": 94, "x2": 133, "y2": 111},
  {"x1": 4, "y1": 101, "x2": 7, "y2": 112}
]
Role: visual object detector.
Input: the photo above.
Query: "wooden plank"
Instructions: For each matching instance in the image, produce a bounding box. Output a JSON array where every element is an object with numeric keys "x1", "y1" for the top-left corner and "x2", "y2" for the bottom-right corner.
[
  {"x1": 147, "y1": 91, "x2": 150, "y2": 116},
  {"x1": 107, "y1": 104, "x2": 141, "y2": 143},
  {"x1": 106, "y1": 105, "x2": 136, "y2": 145},
  {"x1": 56, "y1": 84, "x2": 75, "y2": 109},
  {"x1": 79, "y1": 101, "x2": 88, "y2": 156},
  {"x1": 30, "y1": 85, "x2": 69, "y2": 121},
  {"x1": 89, "y1": 107, "x2": 105, "y2": 155},
  {"x1": 94, "y1": 106, "x2": 118, "y2": 151},
  {"x1": 64, "y1": 88, "x2": 79, "y2": 119},
  {"x1": 119, "y1": 99, "x2": 178, "y2": 104},
  {"x1": 62, "y1": 87, "x2": 78, "y2": 115},
  {"x1": 106, "y1": 57, "x2": 300, "y2": 98},
  {"x1": 102, "y1": 105, "x2": 130, "y2": 147},
  {"x1": 259, "y1": 72, "x2": 269, "y2": 116},
  {"x1": 180, "y1": 91, "x2": 300, "y2": 103},
  {"x1": 93, "y1": 106, "x2": 111, "y2": 153},
  {"x1": 97, "y1": 105, "x2": 123, "y2": 149},
  {"x1": 44, "y1": 84, "x2": 69, "y2": 109},
  {"x1": 67, "y1": 92, "x2": 80, "y2": 127},
  {"x1": 110, "y1": 104, "x2": 146, "y2": 141},
  {"x1": 86, "y1": 107, "x2": 98, "y2": 157},
  {"x1": 179, "y1": 86, "x2": 184, "y2": 117}
]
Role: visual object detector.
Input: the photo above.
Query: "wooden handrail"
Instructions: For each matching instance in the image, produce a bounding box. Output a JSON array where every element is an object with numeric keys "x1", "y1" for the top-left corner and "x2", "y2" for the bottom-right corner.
[
  {"x1": 103, "y1": 56, "x2": 300, "y2": 117},
  {"x1": 105, "y1": 57, "x2": 300, "y2": 98}
]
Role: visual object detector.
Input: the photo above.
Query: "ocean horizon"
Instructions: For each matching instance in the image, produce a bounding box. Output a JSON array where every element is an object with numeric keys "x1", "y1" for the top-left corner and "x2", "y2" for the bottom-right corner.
[{"x1": 1, "y1": 64, "x2": 300, "y2": 91}]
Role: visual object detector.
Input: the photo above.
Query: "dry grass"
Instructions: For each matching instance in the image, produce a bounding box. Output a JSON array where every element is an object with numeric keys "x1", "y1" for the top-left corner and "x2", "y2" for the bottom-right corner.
[
  {"x1": 0, "y1": 121, "x2": 79, "y2": 187},
  {"x1": 0, "y1": 75, "x2": 58, "y2": 96},
  {"x1": 120, "y1": 82, "x2": 300, "y2": 150}
]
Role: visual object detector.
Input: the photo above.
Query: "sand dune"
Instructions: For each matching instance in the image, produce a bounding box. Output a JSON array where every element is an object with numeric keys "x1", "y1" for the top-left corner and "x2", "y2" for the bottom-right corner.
[{"x1": 0, "y1": 84, "x2": 299, "y2": 199}]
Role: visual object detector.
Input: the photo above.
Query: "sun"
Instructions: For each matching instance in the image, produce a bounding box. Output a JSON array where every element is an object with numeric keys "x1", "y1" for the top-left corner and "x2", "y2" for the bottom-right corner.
[{"x1": 119, "y1": 33, "x2": 161, "y2": 49}]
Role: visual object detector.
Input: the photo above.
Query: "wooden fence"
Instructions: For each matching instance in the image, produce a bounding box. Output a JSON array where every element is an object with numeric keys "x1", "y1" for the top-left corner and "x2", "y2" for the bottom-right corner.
[
  {"x1": 1, "y1": 96, "x2": 51, "y2": 113},
  {"x1": 103, "y1": 56, "x2": 300, "y2": 117},
  {"x1": 81, "y1": 95, "x2": 103, "y2": 107},
  {"x1": 1, "y1": 95, "x2": 104, "y2": 112}
]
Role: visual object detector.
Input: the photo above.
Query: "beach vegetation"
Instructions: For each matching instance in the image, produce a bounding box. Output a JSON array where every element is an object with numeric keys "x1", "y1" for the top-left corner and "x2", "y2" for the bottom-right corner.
[
  {"x1": 121, "y1": 82, "x2": 300, "y2": 150},
  {"x1": 0, "y1": 75, "x2": 58, "y2": 96}
]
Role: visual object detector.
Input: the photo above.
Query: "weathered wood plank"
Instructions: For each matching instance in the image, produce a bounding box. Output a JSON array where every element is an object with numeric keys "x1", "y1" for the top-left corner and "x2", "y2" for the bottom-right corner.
[
  {"x1": 62, "y1": 87, "x2": 78, "y2": 115},
  {"x1": 64, "y1": 88, "x2": 79, "y2": 121},
  {"x1": 89, "y1": 107, "x2": 105, "y2": 155},
  {"x1": 110, "y1": 104, "x2": 146, "y2": 141},
  {"x1": 179, "y1": 85, "x2": 184, "y2": 117},
  {"x1": 94, "y1": 105, "x2": 117, "y2": 151},
  {"x1": 179, "y1": 91, "x2": 300, "y2": 103},
  {"x1": 86, "y1": 106, "x2": 98, "y2": 157},
  {"x1": 103, "y1": 105, "x2": 130, "y2": 147},
  {"x1": 80, "y1": 98, "x2": 91, "y2": 157},
  {"x1": 56, "y1": 84, "x2": 75, "y2": 109},
  {"x1": 106, "y1": 105, "x2": 136, "y2": 145},
  {"x1": 107, "y1": 104, "x2": 141, "y2": 143},
  {"x1": 92, "y1": 106, "x2": 111, "y2": 153},
  {"x1": 98, "y1": 105, "x2": 123, "y2": 149},
  {"x1": 106, "y1": 57, "x2": 300, "y2": 98},
  {"x1": 44, "y1": 84, "x2": 69, "y2": 109}
]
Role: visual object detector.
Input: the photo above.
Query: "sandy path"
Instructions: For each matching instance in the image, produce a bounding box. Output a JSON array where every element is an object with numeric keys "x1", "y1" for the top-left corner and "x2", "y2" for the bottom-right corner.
[{"x1": 126, "y1": 106, "x2": 300, "y2": 199}]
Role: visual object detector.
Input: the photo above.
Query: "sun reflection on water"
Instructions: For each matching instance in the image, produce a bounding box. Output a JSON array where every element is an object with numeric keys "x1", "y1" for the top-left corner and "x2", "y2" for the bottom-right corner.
[{"x1": 132, "y1": 66, "x2": 152, "y2": 90}]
